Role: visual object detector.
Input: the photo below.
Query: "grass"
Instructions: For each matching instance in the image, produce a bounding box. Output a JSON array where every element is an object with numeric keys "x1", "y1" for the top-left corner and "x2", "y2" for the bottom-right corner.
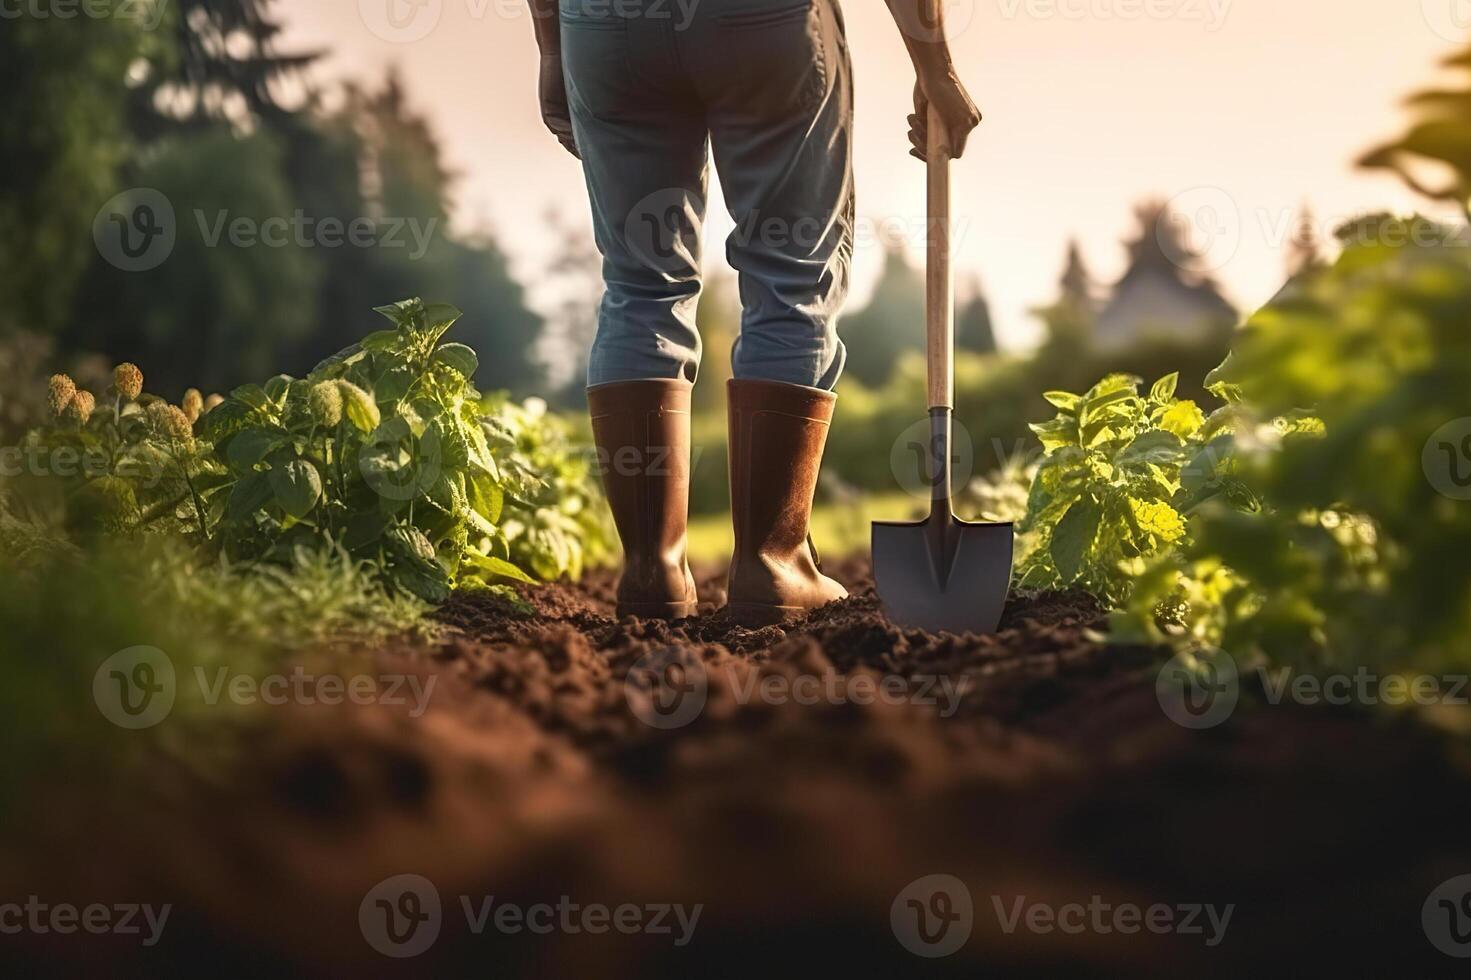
[{"x1": 686, "y1": 492, "x2": 925, "y2": 564}]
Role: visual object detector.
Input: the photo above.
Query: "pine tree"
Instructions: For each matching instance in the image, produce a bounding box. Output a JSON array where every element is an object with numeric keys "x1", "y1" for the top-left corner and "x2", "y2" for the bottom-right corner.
[
  {"x1": 129, "y1": 0, "x2": 320, "y2": 136},
  {"x1": 955, "y1": 276, "x2": 997, "y2": 355},
  {"x1": 839, "y1": 244, "x2": 925, "y2": 387}
]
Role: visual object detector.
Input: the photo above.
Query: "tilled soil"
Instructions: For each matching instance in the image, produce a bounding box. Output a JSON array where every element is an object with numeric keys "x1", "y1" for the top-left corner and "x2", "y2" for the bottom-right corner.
[{"x1": 7, "y1": 559, "x2": 1471, "y2": 977}]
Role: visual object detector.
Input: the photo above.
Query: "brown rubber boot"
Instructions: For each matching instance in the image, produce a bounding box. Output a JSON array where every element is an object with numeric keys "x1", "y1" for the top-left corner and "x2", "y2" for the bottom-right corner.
[
  {"x1": 588, "y1": 380, "x2": 699, "y2": 620},
  {"x1": 724, "y1": 379, "x2": 849, "y2": 626}
]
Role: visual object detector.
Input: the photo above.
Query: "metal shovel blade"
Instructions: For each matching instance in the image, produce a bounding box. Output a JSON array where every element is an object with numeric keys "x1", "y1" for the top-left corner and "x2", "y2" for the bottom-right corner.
[{"x1": 873, "y1": 515, "x2": 1014, "y2": 636}]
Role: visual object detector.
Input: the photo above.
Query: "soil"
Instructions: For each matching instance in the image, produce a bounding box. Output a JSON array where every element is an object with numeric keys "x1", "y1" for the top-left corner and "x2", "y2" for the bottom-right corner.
[{"x1": 7, "y1": 558, "x2": 1471, "y2": 977}]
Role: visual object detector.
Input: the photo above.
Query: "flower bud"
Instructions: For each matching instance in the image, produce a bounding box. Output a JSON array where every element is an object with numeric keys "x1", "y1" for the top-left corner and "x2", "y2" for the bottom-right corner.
[
  {"x1": 48, "y1": 374, "x2": 77, "y2": 416},
  {"x1": 308, "y1": 381, "x2": 344, "y2": 427},
  {"x1": 147, "y1": 401, "x2": 194, "y2": 442},
  {"x1": 114, "y1": 363, "x2": 144, "y2": 400},
  {"x1": 203, "y1": 394, "x2": 224, "y2": 414},
  {"x1": 181, "y1": 388, "x2": 204, "y2": 423},
  {"x1": 64, "y1": 390, "x2": 96, "y2": 425}
]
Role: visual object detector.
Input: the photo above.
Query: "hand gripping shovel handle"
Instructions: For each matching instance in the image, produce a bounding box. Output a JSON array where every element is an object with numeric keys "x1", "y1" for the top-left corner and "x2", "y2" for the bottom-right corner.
[{"x1": 924, "y1": 103, "x2": 956, "y2": 521}]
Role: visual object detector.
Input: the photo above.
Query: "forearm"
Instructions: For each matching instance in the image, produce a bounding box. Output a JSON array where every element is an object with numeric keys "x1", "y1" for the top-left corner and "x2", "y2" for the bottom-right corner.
[
  {"x1": 529, "y1": 0, "x2": 560, "y2": 53},
  {"x1": 884, "y1": 0, "x2": 957, "y2": 84}
]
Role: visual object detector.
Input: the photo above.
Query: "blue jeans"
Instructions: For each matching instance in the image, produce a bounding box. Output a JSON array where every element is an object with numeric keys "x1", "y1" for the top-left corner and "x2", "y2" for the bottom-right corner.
[{"x1": 562, "y1": 0, "x2": 853, "y2": 390}]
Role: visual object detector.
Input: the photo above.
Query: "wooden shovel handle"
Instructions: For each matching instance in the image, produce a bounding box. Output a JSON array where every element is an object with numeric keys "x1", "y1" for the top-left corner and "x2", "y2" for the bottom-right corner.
[{"x1": 926, "y1": 102, "x2": 954, "y2": 411}]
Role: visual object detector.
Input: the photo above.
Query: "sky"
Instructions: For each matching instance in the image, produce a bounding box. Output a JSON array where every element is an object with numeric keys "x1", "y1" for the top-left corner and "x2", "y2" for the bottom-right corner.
[{"x1": 279, "y1": 0, "x2": 1465, "y2": 350}]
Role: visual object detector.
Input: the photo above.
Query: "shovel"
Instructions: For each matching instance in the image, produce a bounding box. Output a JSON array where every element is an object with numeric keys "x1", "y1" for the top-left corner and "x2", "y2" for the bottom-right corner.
[{"x1": 872, "y1": 105, "x2": 1014, "y2": 636}]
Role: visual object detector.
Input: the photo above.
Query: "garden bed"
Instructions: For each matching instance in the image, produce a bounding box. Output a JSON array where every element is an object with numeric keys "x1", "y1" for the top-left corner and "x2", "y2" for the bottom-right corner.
[{"x1": 6, "y1": 559, "x2": 1469, "y2": 976}]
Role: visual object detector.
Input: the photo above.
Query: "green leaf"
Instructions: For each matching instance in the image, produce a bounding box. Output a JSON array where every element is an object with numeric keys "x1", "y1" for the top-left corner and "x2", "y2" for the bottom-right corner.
[
  {"x1": 431, "y1": 342, "x2": 478, "y2": 379},
  {"x1": 1159, "y1": 400, "x2": 1206, "y2": 439},
  {"x1": 1051, "y1": 495, "x2": 1102, "y2": 582},
  {"x1": 230, "y1": 384, "x2": 274, "y2": 413},
  {"x1": 1116, "y1": 429, "x2": 1186, "y2": 469},
  {"x1": 1043, "y1": 391, "x2": 1081, "y2": 413},
  {"x1": 226, "y1": 428, "x2": 282, "y2": 471},
  {"x1": 226, "y1": 471, "x2": 274, "y2": 520},
  {"x1": 467, "y1": 468, "x2": 504, "y2": 524},
  {"x1": 270, "y1": 459, "x2": 323, "y2": 519},
  {"x1": 1149, "y1": 373, "x2": 1180, "y2": 404},
  {"x1": 361, "y1": 329, "x2": 401, "y2": 353},
  {"x1": 337, "y1": 381, "x2": 381, "y2": 433},
  {"x1": 421, "y1": 303, "x2": 463, "y2": 344},
  {"x1": 263, "y1": 374, "x2": 294, "y2": 404},
  {"x1": 464, "y1": 551, "x2": 536, "y2": 585}
]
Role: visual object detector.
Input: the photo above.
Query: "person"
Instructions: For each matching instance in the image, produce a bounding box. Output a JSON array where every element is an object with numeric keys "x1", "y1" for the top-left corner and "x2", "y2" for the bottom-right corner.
[{"x1": 529, "y1": 0, "x2": 981, "y2": 624}]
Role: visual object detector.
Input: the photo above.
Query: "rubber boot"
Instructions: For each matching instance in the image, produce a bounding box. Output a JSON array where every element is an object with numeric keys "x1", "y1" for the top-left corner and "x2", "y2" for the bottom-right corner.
[
  {"x1": 724, "y1": 379, "x2": 848, "y2": 626},
  {"x1": 588, "y1": 380, "x2": 699, "y2": 619}
]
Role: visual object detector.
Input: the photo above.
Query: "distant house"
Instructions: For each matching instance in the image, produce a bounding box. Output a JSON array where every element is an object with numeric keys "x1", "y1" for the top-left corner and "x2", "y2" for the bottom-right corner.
[{"x1": 1093, "y1": 202, "x2": 1237, "y2": 350}]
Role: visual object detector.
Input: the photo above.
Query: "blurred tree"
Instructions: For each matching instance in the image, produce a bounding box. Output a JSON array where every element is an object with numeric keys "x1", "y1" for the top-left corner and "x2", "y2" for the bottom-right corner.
[
  {"x1": 541, "y1": 210, "x2": 603, "y2": 408},
  {"x1": 68, "y1": 129, "x2": 319, "y2": 395},
  {"x1": 693, "y1": 275, "x2": 738, "y2": 414},
  {"x1": 128, "y1": 0, "x2": 319, "y2": 137},
  {"x1": 1285, "y1": 202, "x2": 1325, "y2": 278},
  {"x1": 0, "y1": 12, "x2": 149, "y2": 334},
  {"x1": 1033, "y1": 240, "x2": 1097, "y2": 356},
  {"x1": 838, "y1": 243, "x2": 924, "y2": 387},
  {"x1": 956, "y1": 275, "x2": 996, "y2": 355},
  {"x1": 1361, "y1": 46, "x2": 1471, "y2": 221}
]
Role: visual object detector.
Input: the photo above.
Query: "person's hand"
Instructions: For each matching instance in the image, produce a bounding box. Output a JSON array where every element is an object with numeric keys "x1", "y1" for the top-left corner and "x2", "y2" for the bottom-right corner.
[
  {"x1": 908, "y1": 73, "x2": 981, "y2": 161},
  {"x1": 539, "y1": 52, "x2": 579, "y2": 158}
]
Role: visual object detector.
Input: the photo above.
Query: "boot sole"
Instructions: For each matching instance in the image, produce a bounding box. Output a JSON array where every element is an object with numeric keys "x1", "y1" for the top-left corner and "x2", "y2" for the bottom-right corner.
[
  {"x1": 616, "y1": 600, "x2": 699, "y2": 621},
  {"x1": 723, "y1": 601, "x2": 809, "y2": 628}
]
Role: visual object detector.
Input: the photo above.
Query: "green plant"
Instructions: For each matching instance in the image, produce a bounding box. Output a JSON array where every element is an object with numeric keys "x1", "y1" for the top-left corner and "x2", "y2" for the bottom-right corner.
[
  {"x1": 1131, "y1": 221, "x2": 1468, "y2": 671},
  {"x1": 1013, "y1": 371, "x2": 1253, "y2": 605},
  {"x1": 16, "y1": 298, "x2": 613, "y2": 605}
]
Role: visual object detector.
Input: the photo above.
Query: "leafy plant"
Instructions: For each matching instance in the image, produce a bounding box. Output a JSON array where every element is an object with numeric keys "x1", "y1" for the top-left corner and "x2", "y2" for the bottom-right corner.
[
  {"x1": 1129, "y1": 221, "x2": 1470, "y2": 672},
  {"x1": 1014, "y1": 371, "x2": 1253, "y2": 605},
  {"x1": 15, "y1": 297, "x2": 613, "y2": 605},
  {"x1": 1361, "y1": 47, "x2": 1471, "y2": 220}
]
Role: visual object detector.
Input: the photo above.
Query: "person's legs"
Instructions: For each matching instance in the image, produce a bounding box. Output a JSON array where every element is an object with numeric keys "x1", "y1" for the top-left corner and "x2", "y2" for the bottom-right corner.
[
  {"x1": 562, "y1": 3, "x2": 710, "y2": 386},
  {"x1": 689, "y1": 0, "x2": 855, "y2": 390},
  {"x1": 678, "y1": 0, "x2": 855, "y2": 623},
  {"x1": 563, "y1": 5, "x2": 709, "y2": 618}
]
